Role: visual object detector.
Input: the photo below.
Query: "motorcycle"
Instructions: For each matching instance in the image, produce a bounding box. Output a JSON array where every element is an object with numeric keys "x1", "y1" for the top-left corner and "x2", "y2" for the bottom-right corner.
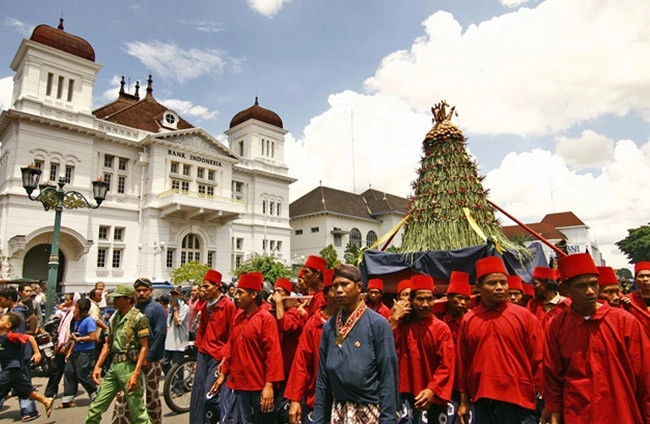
[
  {"x1": 163, "y1": 342, "x2": 197, "y2": 413},
  {"x1": 35, "y1": 315, "x2": 60, "y2": 375}
]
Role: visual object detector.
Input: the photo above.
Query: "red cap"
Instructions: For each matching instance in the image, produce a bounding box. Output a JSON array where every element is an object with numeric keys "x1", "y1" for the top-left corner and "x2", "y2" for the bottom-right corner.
[
  {"x1": 367, "y1": 278, "x2": 384, "y2": 291},
  {"x1": 522, "y1": 283, "x2": 534, "y2": 297},
  {"x1": 275, "y1": 278, "x2": 293, "y2": 294},
  {"x1": 410, "y1": 274, "x2": 434, "y2": 292},
  {"x1": 304, "y1": 255, "x2": 327, "y2": 272},
  {"x1": 322, "y1": 269, "x2": 334, "y2": 288},
  {"x1": 634, "y1": 261, "x2": 650, "y2": 276},
  {"x1": 557, "y1": 253, "x2": 599, "y2": 282},
  {"x1": 476, "y1": 256, "x2": 508, "y2": 280},
  {"x1": 597, "y1": 266, "x2": 618, "y2": 286},
  {"x1": 397, "y1": 279, "x2": 411, "y2": 295},
  {"x1": 238, "y1": 273, "x2": 263, "y2": 291},
  {"x1": 532, "y1": 267, "x2": 557, "y2": 281},
  {"x1": 204, "y1": 270, "x2": 222, "y2": 284},
  {"x1": 507, "y1": 275, "x2": 524, "y2": 292},
  {"x1": 447, "y1": 271, "x2": 471, "y2": 297}
]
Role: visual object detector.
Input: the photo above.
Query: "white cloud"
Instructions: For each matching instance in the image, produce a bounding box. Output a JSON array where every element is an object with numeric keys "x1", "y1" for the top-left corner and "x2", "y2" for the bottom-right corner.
[
  {"x1": 4, "y1": 17, "x2": 32, "y2": 37},
  {"x1": 160, "y1": 98, "x2": 218, "y2": 120},
  {"x1": 500, "y1": 0, "x2": 535, "y2": 7},
  {"x1": 246, "y1": 0, "x2": 292, "y2": 17},
  {"x1": 555, "y1": 130, "x2": 614, "y2": 170},
  {"x1": 0, "y1": 77, "x2": 12, "y2": 111},
  {"x1": 484, "y1": 138, "x2": 650, "y2": 270},
  {"x1": 364, "y1": 1, "x2": 650, "y2": 136},
  {"x1": 182, "y1": 20, "x2": 225, "y2": 33},
  {"x1": 123, "y1": 41, "x2": 241, "y2": 83}
]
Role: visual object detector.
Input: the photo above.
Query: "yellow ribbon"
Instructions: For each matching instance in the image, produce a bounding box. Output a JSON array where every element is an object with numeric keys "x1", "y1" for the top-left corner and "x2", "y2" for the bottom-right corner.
[{"x1": 463, "y1": 208, "x2": 505, "y2": 253}]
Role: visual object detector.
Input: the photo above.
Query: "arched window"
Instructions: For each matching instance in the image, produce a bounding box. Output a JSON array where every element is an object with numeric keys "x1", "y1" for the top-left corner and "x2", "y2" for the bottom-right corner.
[
  {"x1": 181, "y1": 233, "x2": 201, "y2": 265},
  {"x1": 366, "y1": 230, "x2": 378, "y2": 247},
  {"x1": 349, "y1": 228, "x2": 362, "y2": 248}
]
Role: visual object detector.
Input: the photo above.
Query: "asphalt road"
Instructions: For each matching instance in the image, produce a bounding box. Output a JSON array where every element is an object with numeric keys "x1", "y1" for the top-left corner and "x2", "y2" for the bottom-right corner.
[{"x1": 0, "y1": 370, "x2": 188, "y2": 423}]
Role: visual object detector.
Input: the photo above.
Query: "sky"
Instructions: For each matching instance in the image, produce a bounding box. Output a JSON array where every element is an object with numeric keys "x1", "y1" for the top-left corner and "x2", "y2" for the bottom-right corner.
[{"x1": 1, "y1": 0, "x2": 649, "y2": 271}]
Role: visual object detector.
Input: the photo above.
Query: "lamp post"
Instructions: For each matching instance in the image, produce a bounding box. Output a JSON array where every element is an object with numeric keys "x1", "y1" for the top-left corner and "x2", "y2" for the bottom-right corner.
[{"x1": 20, "y1": 165, "x2": 109, "y2": 317}]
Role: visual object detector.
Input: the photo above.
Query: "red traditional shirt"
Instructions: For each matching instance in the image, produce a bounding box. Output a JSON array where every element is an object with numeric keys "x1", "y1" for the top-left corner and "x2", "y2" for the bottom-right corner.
[
  {"x1": 275, "y1": 306, "x2": 304, "y2": 379},
  {"x1": 526, "y1": 295, "x2": 571, "y2": 329},
  {"x1": 458, "y1": 302, "x2": 543, "y2": 410},
  {"x1": 195, "y1": 296, "x2": 236, "y2": 360},
  {"x1": 369, "y1": 302, "x2": 392, "y2": 320},
  {"x1": 394, "y1": 315, "x2": 455, "y2": 404},
  {"x1": 222, "y1": 306, "x2": 284, "y2": 391},
  {"x1": 284, "y1": 309, "x2": 330, "y2": 408},
  {"x1": 626, "y1": 290, "x2": 650, "y2": 337},
  {"x1": 305, "y1": 290, "x2": 326, "y2": 319},
  {"x1": 442, "y1": 311, "x2": 464, "y2": 392},
  {"x1": 544, "y1": 302, "x2": 650, "y2": 423}
]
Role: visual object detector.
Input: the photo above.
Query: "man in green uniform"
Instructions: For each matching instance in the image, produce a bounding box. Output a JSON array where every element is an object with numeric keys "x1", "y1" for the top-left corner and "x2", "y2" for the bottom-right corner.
[{"x1": 86, "y1": 284, "x2": 150, "y2": 424}]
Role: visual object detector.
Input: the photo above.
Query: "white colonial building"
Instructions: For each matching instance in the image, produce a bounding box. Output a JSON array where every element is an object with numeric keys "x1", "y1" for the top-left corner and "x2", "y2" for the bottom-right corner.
[
  {"x1": 0, "y1": 20, "x2": 294, "y2": 292},
  {"x1": 289, "y1": 185, "x2": 409, "y2": 262}
]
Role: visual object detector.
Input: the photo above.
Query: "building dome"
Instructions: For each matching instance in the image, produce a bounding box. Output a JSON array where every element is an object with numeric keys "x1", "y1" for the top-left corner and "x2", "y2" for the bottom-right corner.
[
  {"x1": 30, "y1": 19, "x2": 95, "y2": 62},
  {"x1": 229, "y1": 97, "x2": 283, "y2": 129}
]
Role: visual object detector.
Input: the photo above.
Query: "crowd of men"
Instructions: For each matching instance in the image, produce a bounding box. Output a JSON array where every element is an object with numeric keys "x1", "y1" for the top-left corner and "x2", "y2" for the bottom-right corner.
[{"x1": 1, "y1": 251, "x2": 649, "y2": 424}]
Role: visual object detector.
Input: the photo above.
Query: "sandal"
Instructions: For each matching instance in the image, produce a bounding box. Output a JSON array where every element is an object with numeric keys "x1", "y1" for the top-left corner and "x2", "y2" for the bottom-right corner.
[
  {"x1": 55, "y1": 401, "x2": 77, "y2": 409},
  {"x1": 45, "y1": 397, "x2": 54, "y2": 418}
]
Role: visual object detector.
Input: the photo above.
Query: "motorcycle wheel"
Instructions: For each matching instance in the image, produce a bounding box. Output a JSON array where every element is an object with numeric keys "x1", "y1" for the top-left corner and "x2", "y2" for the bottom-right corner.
[{"x1": 163, "y1": 356, "x2": 196, "y2": 413}]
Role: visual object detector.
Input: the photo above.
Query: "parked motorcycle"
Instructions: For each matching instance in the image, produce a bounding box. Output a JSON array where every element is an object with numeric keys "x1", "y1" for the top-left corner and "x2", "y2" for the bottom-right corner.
[{"x1": 35, "y1": 315, "x2": 60, "y2": 375}]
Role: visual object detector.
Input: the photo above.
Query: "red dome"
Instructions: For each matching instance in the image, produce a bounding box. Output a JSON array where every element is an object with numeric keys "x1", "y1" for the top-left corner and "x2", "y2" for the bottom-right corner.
[
  {"x1": 229, "y1": 97, "x2": 283, "y2": 129},
  {"x1": 30, "y1": 19, "x2": 95, "y2": 62}
]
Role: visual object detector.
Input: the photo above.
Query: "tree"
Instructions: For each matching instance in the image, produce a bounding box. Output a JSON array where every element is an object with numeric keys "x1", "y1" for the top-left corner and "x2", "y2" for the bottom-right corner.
[
  {"x1": 232, "y1": 253, "x2": 291, "y2": 284},
  {"x1": 319, "y1": 244, "x2": 341, "y2": 268},
  {"x1": 344, "y1": 242, "x2": 363, "y2": 265},
  {"x1": 616, "y1": 223, "x2": 650, "y2": 264},
  {"x1": 170, "y1": 260, "x2": 211, "y2": 285},
  {"x1": 400, "y1": 101, "x2": 521, "y2": 254}
]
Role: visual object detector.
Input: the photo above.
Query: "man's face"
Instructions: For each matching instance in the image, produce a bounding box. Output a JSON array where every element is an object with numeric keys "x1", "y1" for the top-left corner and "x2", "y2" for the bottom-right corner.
[
  {"x1": 92, "y1": 291, "x2": 102, "y2": 302},
  {"x1": 301, "y1": 267, "x2": 320, "y2": 288},
  {"x1": 532, "y1": 278, "x2": 546, "y2": 298},
  {"x1": 235, "y1": 288, "x2": 255, "y2": 310},
  {"x1": 20, "y1": 286, "x2": 33, "y2": 299},
  {"x1": 324, "y1": 286, "x2": 337, "y2": 307},
  {"x1": 447, "y1": 293, "x2": 469, "y2": 316},
  {"x1": 32, "y1": 285, "x2": 40, "y2": 294},
  {"x1": 191, "y1": 286, "x2": 199, "y2": 299},
  {"x1": 508, "y1": 289, "x2": 524, "y2": 306},
  {"x1": 0, "y1": 296, "x2": 9, "y2": 308},
  {"x1": 411, "y1": 289, "x2": 435, "y2": 319},
  {"x1": 598, "y1": 284, "x2": 621, "y2": 307},
  {"x1": 273, "y1": 287, "x2": 289, "y2": 298},
  {"x1": 96, "y1": 283, "x2": 105, "y2": 292},
  {"x1": 366, "y1": 289, "x2": 382, "y2": 305},
  {"x1": 228, "y1": 285, "x2": 236, "y2": 296},
  {"x1": 399, "y1": 288, "x2": 411, "y2": 301},
  {"x1": 332, "y1": 277, "x2": 362, "y2": 309},
  {"x1": 202, "y1": 281, "x2": 220, "y2": 300},
  {"x1": 478, "y1": 273, "x2": 508, "y2": 308},
  {"x1": 636, "y1": 270, "x2": 650, "y2": 294},
  {"x1": 112, "y1": 296, "x2": 129, "y2": 309},
  {"x1": 566, "y1": 274, "x2": 599, "y2": 315},
  {"x1": 135, "y1": 285, "x2": 153, "y2": 303}
]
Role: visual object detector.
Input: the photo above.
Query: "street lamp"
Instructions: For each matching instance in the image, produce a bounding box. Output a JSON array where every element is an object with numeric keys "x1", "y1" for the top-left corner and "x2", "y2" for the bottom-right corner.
[{"x1": 20, "y1": 165, "x2": 109, "y2": 317}]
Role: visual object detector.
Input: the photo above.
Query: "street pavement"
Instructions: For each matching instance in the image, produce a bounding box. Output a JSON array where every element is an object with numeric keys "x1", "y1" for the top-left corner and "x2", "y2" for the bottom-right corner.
[{"x1": 0, "y1": 370, "x2": 188, "y2": 423}]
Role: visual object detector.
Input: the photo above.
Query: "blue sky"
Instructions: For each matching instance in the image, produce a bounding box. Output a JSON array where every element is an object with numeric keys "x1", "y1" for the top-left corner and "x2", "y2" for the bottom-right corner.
[{"x1": 2, "y1": 0, "x2": 649, "y2": 270}]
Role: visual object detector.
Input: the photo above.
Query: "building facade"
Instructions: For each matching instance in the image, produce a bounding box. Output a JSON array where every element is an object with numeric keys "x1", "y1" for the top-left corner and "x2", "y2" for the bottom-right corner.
[
  {"x1": 289, "y1": 186, "x2": 408, "y2": 262},
  {"x1": 0, "y1": 21, "x2": 294, "y2": 292}
]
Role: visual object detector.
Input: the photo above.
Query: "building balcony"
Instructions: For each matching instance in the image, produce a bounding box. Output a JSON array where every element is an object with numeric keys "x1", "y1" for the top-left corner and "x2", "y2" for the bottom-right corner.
[{"x1": 157, "y1": 189, "x2": 245, "y2": 221}]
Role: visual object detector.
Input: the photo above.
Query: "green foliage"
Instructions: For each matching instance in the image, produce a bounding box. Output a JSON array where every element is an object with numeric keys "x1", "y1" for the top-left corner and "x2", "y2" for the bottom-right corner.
[
  {"x1": 170, "y1": 261, "x2": 211, "y2": 285},
  {"x1": 384, "y1": 245, "x2": 401, "y2": 253},
  {"x1": 615, "y1": 267, "x2": 634, "y2": 294},
  {"x1": 616, "y1": 223, "x2": 650, "y2": 264},
  {"x1": 344, "y1": 242, "x2": 364, "y2": 265},
  {"x1": 319, "y1": 244, "x2": 341, "y2": 268},
  {"x1": 232, "y1": 253, "x2": 291, "y2": 283}
]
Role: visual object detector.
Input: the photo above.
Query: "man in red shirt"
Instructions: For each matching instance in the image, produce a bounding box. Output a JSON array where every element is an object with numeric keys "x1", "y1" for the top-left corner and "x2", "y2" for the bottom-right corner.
[
  {"x1": 457, "y1": 256, "x2": 543, "y2": 424},
  {"x1": 626, "y1": 261, "x2": 650, "y2": 335},
  {"x1": 544, "y1": 253, "x2": 650, "y2": 424},
  {"x1": 365, "y1": 278, "x2": 392, "y2": 320},
  {"x1": 597, "y1": 266, "x2": 622, "y2": 307},
  {"x1": 442, "y1": 271, "x2": 472, "y2": 340},
  {"x1": 507, "y1": 275, "x2": 527, "y2": 307},
  {"x1": 393, "y1": 274, "x2": 455, "y2": 424},
  {"x1": 213, "y1": 272, "x2": 284, "y2": 424},
  {"x1": 285, "y1": 269, "x2": 336, "y2": 424},
  {"x1": 190, "y1": 269, "x2": 236, "y2": 424},
  {"x1": 397, "y1": 279, "x2": 411, "y2": 301},
  {"x1": 526, "y1": 267, "x2": 569, "y2": 328},
  {"x1": 301, "y1": 255, "x2": 327, "y2": 318}
]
